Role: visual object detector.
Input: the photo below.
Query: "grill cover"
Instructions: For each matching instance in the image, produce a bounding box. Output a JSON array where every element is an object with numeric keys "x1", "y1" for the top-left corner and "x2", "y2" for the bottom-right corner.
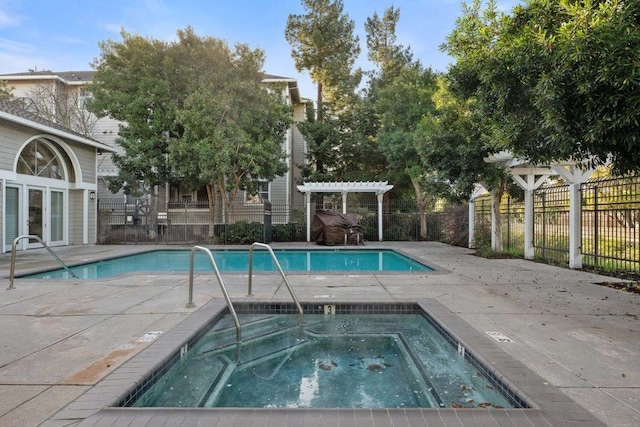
[{"x1": 311, "y1": 209, "x2": 364, "y2": 245}]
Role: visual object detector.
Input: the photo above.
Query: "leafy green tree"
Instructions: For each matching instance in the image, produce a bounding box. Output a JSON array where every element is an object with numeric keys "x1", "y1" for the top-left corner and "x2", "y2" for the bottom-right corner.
[
  {"x1": 447, "y1": 0, "x2": 640, "y2": 176},
  {"x1": 172, "y1": 46, "x2": 292, "y2": 224},
  {"x1": 88, "y1": 27, "x2": 292, "y2": 238},
  {"x1": 336, "y1": 95, "x2": 387, "y2": 182},
  {"x1": 363, "y1": 6, "x2": 440, "y2": 238},
  {"x1": 441, "y1": 0, "x2": 510, "y2": 250},
  {"x1": 416, "y1": 78, "x2": 503, "y2": 202},
  {"x1": 365, "y1": 6, "x2": 412, "y2": 82},
  {"x1": 88, "y1": 30, "x2": 179, "y2": 196},
  {"x1": 503, "y1": 0, "x2": 640, "y2": 175},
  {"x1": 286, "y1": 0, "x2": 362, "y2": 178},
  {"x1": 286, "y1": 0, "x2": 361, "y2": 117},
  {"x1": 375, "y1": 63, "x2": 438, "y2": 239}
]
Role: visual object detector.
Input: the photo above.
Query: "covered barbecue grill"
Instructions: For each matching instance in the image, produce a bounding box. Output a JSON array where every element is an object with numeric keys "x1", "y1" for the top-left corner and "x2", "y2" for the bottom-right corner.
[{"x1": 311, "y1": 210, "x2": 364, "y2": 245}]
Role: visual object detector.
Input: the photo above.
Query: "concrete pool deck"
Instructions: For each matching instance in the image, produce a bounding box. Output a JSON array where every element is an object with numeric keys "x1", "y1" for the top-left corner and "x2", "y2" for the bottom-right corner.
[{"x1": 0, "y1": 242, "x2": 638, "y2": 426}]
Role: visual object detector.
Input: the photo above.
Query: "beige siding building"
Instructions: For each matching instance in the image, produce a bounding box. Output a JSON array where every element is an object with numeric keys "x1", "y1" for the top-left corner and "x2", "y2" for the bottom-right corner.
[
  {"x1": 2, "y1": 71, "x2": 310, "y2": 216},
  {"x1": 0, "y1": 99, "x2": 115, "y2": 252}
]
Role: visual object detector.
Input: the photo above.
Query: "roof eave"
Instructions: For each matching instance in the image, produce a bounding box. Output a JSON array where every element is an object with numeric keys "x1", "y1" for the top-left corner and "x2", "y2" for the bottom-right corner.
[{"x1": 0, "y1": 110, "x2": 116, "y2": 153}]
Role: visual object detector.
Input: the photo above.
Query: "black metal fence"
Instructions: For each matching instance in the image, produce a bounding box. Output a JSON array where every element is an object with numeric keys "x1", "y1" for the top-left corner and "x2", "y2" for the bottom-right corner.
[
  {"x1": 474, "y1": 176, "x2": 640, "y2": 273},
  {"x1": 96, "y1": 196, "x2": 457, "y2": 245}
]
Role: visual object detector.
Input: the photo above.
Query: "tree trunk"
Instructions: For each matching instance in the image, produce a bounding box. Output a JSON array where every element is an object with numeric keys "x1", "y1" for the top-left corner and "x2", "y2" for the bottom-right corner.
[
  {"x1": 317, "y1": 81, "x2": 323, "y2": 121},
  {"x1": 206, "y1": 184, "x2": 217, "y2": 238},
  {"x1": 411, "y1": 176, "x2": 430, "y2": 240},
  {"x1": 491, "y1": 176, "x2": 507, "y2": 253}
]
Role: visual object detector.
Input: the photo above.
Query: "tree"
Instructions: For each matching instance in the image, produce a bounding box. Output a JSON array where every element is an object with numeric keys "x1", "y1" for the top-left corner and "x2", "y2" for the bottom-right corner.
[
  {"x1": 501, "y1": 0, "x2": 640, "y2": 175},
  {"x1": 286, "y1": 0, "x2": 362, "y2": 179},
  {"x1": 21, "y1": 83, "x2": 97, "y2": 136},
  {"x1": 441, "y1": 0, "x2": 510, "y2": 251},
  {"x1": 0, "y1": 80, "x2": 12, "y2": 101},
  {"x1": 416, "y1": 78, "x2": 504, "y2": 203},
  {"x1": 375, "y1": 63, "x2": 438, "y2": 239},
  {"x1": 363, "y1": 6, "x2": 439, "y2": 238},
  {"x1": 172, "y1": 45, "x2": 292, "y2": 226},
  {"x1": 365, "y1": 6, "x2": 412, "y2": 81},
  {"x1": 88, "y1": 27, "x2": 293, "y2": 238},
  {"x1": 285, "y1": 0, "x2": 361, "y2": 118},
  {"x1": 88, "y1": 29, "x2": 180, "y2": 196}
]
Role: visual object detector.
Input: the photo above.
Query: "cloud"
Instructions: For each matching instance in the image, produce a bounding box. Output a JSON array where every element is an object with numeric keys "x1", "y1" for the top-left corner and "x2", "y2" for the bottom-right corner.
[
  {"x1": 0, "y1": 37, "x2": 31, "y2": 53},
  {"x1": 54, "y1": 35, "x2": 90, "y2": 45},
  {"x1": 0, "y1": 52, "x2": 45, "y2": 74},
  {"x1": 143, "y1": 0, "x2": 171, "y2": 15},
  {"x1": 0, "y1": 7, "x2": 21, "y2": 28},
  {"x1": 105, "y1": 23, "x2": 124, "y2": 34}
]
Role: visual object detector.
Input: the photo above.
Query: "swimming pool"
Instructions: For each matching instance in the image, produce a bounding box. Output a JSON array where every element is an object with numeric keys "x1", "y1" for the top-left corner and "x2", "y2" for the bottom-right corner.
[
  {"x1": 130, "y1": 309, "x2": 513, "y2": 409},
  {"x1": 24, "y1": 248, "x2": 434, "y2": 279}
]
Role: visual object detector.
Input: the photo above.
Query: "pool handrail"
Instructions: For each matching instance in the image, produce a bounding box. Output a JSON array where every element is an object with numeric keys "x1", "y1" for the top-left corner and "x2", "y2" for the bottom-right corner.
[
  {"x1": 247, "y1": 242, "x2": 304, "y2": 324},
  {"x1": 187, "y1": 246, "x2": 241, "y2": 344},
  {"x1": 8, "y1": 235, "x2": 79, "y2": 289}
]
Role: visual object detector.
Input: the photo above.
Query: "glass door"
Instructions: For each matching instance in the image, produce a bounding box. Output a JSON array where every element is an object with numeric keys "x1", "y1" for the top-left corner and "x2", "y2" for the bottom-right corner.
[
  {"x1": 49, "y1": 190, "x2": 65, "y2": 245},
  {"x1": 27, "y1": 187, "x2": 44, "y2": 248},
  {"x1": 4, "y1": 186, "x2": 20, "y2": 251}
]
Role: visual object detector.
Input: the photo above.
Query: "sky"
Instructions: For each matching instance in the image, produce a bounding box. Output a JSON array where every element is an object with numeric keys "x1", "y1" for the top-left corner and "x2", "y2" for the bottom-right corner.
[{"x1": 0, "y1": 0, "x2": 521, "y2": 100}]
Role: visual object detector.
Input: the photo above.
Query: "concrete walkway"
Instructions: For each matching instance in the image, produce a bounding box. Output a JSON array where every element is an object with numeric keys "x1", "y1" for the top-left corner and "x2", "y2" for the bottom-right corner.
[{"x1": 0, "y1": 242, "x2": 638, "y2": 426}]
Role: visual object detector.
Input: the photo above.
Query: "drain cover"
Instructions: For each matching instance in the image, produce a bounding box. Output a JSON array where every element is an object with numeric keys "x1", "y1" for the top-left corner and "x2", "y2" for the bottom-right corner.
[{"x1": 486, "y1": 331, "x2": 513, "y2": 342}]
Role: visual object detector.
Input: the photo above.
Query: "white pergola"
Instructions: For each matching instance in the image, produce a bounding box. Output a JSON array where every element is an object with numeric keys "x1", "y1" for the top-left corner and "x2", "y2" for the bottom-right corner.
[
  {"x1": 297, "y1": 181, "x2": 394, "y2": 242},
  {"x1": 475, "y1": 150, "x2": 595, "y2": 269}
]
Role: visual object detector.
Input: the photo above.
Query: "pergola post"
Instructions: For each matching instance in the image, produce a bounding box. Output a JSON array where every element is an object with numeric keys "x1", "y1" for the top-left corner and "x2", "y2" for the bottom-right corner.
[
  {"x1": 377, "y1": 192, "x2": 384, "y2": 241},
  {"x1": 510, "y1": 169, "x2": 553, "y2": 260},
  {"x1": 551, "y1": 164, "x2": 595, "y2": 269},
  {"x1": 568, "y1": 183, "x2": 582, "y2": 268},
  {"x1": 342, "y1": 191, "x2": 348, "y2": 214},
  {"x1": 305, "y1": 191, "x2": 311, "y2": 242}
]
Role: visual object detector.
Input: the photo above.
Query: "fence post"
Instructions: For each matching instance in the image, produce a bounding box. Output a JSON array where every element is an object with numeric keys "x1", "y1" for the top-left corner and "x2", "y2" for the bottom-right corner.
[
  {"x1": 184, "y1": 200, "x2": 188, "y2": 242},
  {"x1": 593, "y1": 185, "x2": 599, "y2": 266},
  {"x1": 541, "y1": 191, "x2": 546, "y2": 259},
  {"x1": 506, "y1": 195, "x2": 511, "y2": 251},
  {"x1": 263, "y1": 200, "x2": 272, "y2": 244},
  {"x1": 468, "y1": 198, "x2": 476, "y2": 248}
]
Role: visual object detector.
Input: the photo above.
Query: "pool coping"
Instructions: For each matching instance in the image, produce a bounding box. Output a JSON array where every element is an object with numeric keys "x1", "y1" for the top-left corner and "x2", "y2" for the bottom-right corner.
[{"x1": 51, "y1": 298, "x2": 604, "y2": 426}]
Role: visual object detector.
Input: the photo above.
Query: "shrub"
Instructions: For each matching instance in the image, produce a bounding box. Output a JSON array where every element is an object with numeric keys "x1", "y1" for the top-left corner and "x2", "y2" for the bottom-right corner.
[{"x1": 217, "y1": 221, "x2": 263, "y2": 244}]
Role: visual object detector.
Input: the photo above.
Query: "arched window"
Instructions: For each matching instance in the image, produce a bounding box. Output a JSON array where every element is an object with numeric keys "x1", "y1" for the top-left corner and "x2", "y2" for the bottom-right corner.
[{"x1": 17, "y1": 139, "x2": 66, "y2": 180}]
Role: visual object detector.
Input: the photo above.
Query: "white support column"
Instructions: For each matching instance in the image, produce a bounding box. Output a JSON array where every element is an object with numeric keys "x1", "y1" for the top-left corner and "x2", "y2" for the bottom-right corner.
[
  {"x1": 305, "y1": 191, "x2": 311, "y2": 242},
  {"x1": 491, "y1": 192, "x2": 498, "y2": 251},
  {"x1": 510, "y1": 170, "x2": 552, "y2": 260},
  {"x1": 468, "y1": 198, "x2": 476, "y2": 248},
  {"x1": 377, "y1": 192, "x2": 384, "y2": 241},
  {"x1": 83, "y1": 190, "x2": 90, "y2": 245},
  {"x1": 342, "y1": 191, "x2": 348, "y2": 214},
  {"x1": 551, "y1": 164, "x2": 595, "y2": 269},
  {"x1": 568, "y1": 183, "x2": 582, "y2": 269},
  {"x1": 523, "y1": 188, "x2": 534, "y2": 259}
]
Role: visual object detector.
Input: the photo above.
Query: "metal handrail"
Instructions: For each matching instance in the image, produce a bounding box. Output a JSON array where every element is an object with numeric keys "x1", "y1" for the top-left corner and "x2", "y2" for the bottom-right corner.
[
  {"x1": 247, "y1": 242, "x2": 304, "y2": 324},
  {"x1": 8, "y1": 235, "x2": 79, "y2": 290},
  {"x1": 187, "y1": 246, "x2": 241, "y2": 345}
]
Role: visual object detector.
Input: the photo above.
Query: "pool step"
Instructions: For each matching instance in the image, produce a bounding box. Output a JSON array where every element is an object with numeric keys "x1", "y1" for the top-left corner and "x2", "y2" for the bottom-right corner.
[{"x1": 196, "y1": 315, "x2": 298, "y2": 354}]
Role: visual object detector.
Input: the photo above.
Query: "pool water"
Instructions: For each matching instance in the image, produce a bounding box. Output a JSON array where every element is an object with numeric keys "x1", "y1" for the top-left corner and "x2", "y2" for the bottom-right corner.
[
  {"x1": 25, "y1": 249, "x2": 433, "y2": 279},
  {"x1": 131, "y1": 313, "x2": 512, "y2": 409}
]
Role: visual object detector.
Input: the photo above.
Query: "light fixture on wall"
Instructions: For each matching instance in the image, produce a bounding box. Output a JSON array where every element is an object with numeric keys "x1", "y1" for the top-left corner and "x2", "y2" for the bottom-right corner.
[{"x1": 89, "y1": 191, "x2": 96, "y2": 200}]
